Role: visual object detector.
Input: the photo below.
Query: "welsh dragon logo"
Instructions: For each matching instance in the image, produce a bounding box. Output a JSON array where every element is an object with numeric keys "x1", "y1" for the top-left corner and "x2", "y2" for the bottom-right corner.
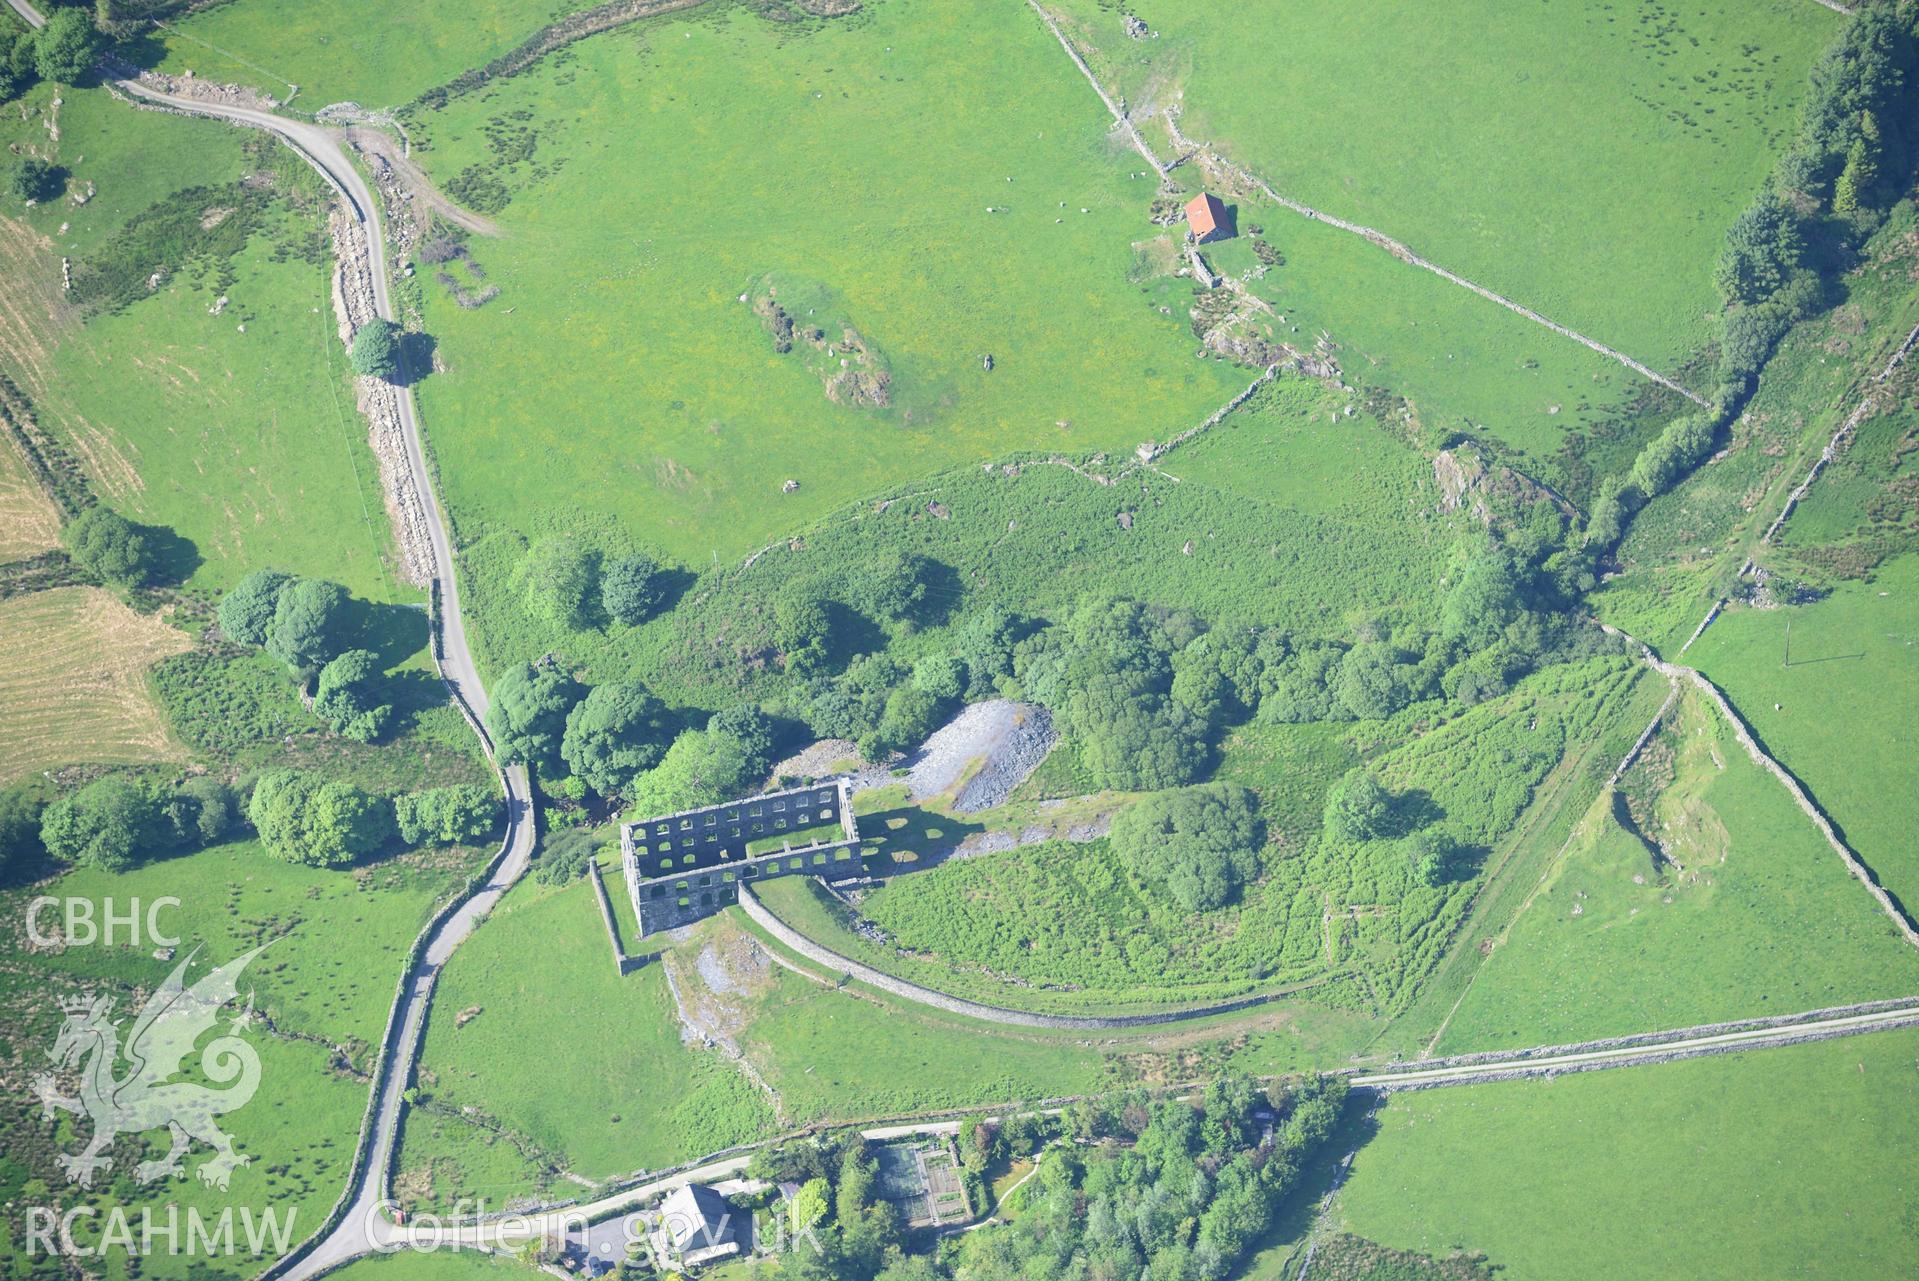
[{"x1": 33, "y1": 944, "x2": 267, "y2": 1191}]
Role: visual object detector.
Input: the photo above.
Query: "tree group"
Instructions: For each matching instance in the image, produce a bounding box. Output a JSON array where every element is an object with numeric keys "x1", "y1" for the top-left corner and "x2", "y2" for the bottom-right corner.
[
  {"x1": 1109, "y1": 783, "x2": 1262, "y2": 911},
  {"x1": 39, "y1": 774, "x2": 239, "y2": 872}
]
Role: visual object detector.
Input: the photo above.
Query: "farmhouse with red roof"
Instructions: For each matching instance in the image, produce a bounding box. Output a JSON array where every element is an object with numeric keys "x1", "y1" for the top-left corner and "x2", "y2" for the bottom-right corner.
[{"x1": 1184, "y1": 192, "x2": 1233, "y2": 244}]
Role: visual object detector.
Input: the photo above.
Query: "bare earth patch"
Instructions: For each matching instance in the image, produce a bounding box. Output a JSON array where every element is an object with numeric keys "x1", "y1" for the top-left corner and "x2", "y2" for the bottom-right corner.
[
  {"x1": 0, "y1": 587, "x2": 190, "y2": 782},
  {"x1": 906, "y1": 700, "x2": 1058, "y2": 813}
]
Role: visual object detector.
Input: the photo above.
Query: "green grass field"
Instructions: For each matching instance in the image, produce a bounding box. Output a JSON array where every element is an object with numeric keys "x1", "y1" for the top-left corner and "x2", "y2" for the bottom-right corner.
[
  {"x1": 1430, "y1": 687, "x2": 1919, "y2": 1054},
  {"x1": 1214, "y1": 186, "x2": 1681, "y2": 479},
  {"x1": 406, "y1": 877, "x2": 1118, "y2": 1199},
  {"x1": 323, "y1": 1254, "x2": 528, "y2": 1281},
  {"x1": 407, "y1": 875, "x2": 775, "y2": 1185},
  {"x1": 1688, "y1": 554, "x2": 1919, "y2": 920},
  {"x1": 163, "y1": 0, "x2": 1707, "y2": 505},
  {"x1": 0, "y1": 1035, "x2": 365, "y2": 1281},
  {"x1": 0, "y1": 80, "x2": 407, "y2": 599},
  {"x1": 733, "y1": 926, "x2": 1112, "y2": 1124},
  {"x1": 0, "y1": 83, "x2": 258, "y2": 262},
  {"x1": 153, "y1": 0, "x2": 606, "y2": 108},
  {"x1": 1, "y1": 835, "x2": 382, "y2": 1281},
  {"x1": 1334, "y1": 1028, "x2": 1919, "y2": 1279},
  {"x1": 404, "y1": 0, "x2": 1250, "y2": 568},
  {"x1": 18, "y1": 835, "x2": 486, "y2": 1059},
  {"x1": 1050, "y1": 0, "x2": 1836, "y2": 370},
  {"x1": 41, "y1": 235, "x2": 403, "y2": 598}
]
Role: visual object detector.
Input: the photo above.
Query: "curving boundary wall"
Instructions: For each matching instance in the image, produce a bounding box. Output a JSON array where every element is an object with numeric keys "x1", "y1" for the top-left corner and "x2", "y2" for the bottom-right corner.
[
  {"x1": 738, "y1": 880, "x2": 1320, "y2": 1031},
  {"x1": 255, "y1": 579, "x2": 516, "y2": 1281}
]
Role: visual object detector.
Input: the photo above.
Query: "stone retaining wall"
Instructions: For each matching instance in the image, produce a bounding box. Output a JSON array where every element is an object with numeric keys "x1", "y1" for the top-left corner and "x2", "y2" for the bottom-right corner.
[{"x1": 587, "y1": 860, "x2": 635, "y2": 976}]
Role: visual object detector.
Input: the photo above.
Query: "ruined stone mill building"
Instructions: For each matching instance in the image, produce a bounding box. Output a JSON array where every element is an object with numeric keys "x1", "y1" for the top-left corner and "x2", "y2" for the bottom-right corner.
[{"x1": 620, "y1": 778, "x2": 862, "y2": 934}]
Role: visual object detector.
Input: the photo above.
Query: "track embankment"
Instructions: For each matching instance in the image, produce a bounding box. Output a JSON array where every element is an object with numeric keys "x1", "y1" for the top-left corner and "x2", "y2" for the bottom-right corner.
[{"x1": 740, "y1": 880, "x2": 1323, "y2": 1031}]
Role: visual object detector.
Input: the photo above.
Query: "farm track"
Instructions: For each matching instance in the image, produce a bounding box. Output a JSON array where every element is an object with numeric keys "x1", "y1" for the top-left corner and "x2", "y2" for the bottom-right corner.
[
  {"x1": 1406, "y1": 681, "x2": 1662, "y2": 1059},
  {"x1": 1024, "y1": 0, "x2": 1710, "y2": 408}
]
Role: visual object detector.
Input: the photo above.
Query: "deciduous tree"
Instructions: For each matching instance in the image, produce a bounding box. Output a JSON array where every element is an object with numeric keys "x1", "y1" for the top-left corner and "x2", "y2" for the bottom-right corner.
[
  {"x1": 628, "y1": 725, "x2": 756, "y2": 814},
  {"x1": 217, "y1": 569, "x2": 292, "y2": 646},
  {"x1": 314, "y1": 648, "x2": 394, "y2": 742},
  {"x1": 523, "y1": 536, "x2": 594, "y2": 628},
  {"x1": 264, "y1": 578, "x2": 352, "y2": 675},
  {"x1": 487, "y1": 662, "x2": 584, "y2": 771},
  {"x1": 394, "y1": 784, "x2": 499, "y2": 846},
  {"x1": 851, "y1": 550, "x2": 932, "y2": 622},
  {"x1": 599, "y1": 552, "x2": 662, "y2": 625},
  {"x1": 1323, "y1": 769, "x2": 1391, "y2": 844},
  {"x1": 40, "y1": 775, "x2": 162, "y2": 871},
  {"x1": 249, "y1": 772, "x2": 392, "y2": 866},
  {"x1": 33, "y1": 8, "x2": 103, "y2": 85},
  {"x1": 775, "y1": 592, "x2": 833, "y2": 675},
  {"x1": 560, "y1": 680, "x2": 673, "y2": 796},
  {"x1": 63, "y1": 505, "x2": 157, "y2": 585},
  {"x1": 1109, "y1": 782, "x2": 1261, "y2": 911}
]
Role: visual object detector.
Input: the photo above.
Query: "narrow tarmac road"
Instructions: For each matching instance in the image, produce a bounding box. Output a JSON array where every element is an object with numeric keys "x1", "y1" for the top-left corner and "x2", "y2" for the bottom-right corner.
[
  {"x1": 0, "y1": 6, "x2": 544, "y2": 1270},
  {"x1": 375, "y1": 997, "x2": 1919, "y2": 1255}
]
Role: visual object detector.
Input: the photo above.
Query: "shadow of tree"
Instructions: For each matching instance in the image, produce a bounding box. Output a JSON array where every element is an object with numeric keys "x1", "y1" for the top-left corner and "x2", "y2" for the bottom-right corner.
[
  {"x1": 109, "y1": 31, "x2": 168, "y2": 73},
  {"x1": 1441, "y1": 842, "x2": 1491, "y2": 884},
  {"x1": 825, "y1": 600, "x2": 887, "y2": 670},
  {"x1": 1381, "y1": 787, "x2": 1444, "y2": 839},
  {"x1": 352, "y1": 599, "x2": 431, "y2": 668},
  {"x1": 908, "y1": 555, "x2": 966, "y2": 629},
  {"x1": 142, "y1": 521, "x2": 201, "y2": 586},
  {"x1": 397, "y1": 330, "x2": 437, "y2": 387}
]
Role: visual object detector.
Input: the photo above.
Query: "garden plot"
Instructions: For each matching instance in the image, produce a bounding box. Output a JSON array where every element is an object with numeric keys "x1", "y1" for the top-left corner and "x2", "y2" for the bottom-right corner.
[{"x1": 874, "y1": 1139, "x2": 971, "y2": 1229}]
